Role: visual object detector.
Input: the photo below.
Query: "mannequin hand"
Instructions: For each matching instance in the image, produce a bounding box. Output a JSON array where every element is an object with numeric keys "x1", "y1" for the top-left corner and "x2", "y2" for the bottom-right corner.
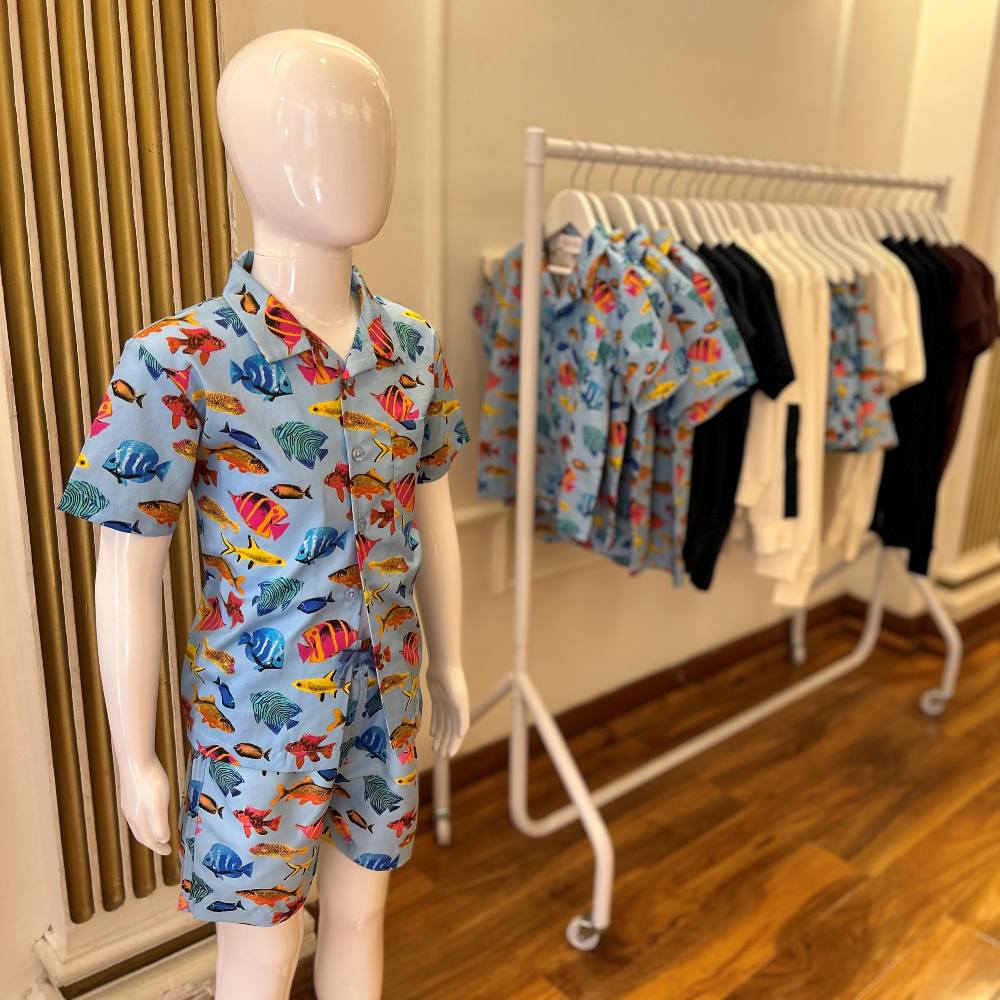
[
  {"x1": 118, "y1": 754, "x2": 173, "y2": 856},
  {"x1": 426, "y1": 660, "x2": 469, "y2": 759}
]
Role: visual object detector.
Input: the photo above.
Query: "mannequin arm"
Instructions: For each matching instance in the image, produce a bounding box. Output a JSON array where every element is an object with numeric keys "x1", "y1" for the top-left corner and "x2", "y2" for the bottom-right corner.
[
  {"x1": 413, "y1": 475, "x2": 469, "y2": 758},
  {"x1": 95, "y1": 527, "x2": 173, "y2": 855}
]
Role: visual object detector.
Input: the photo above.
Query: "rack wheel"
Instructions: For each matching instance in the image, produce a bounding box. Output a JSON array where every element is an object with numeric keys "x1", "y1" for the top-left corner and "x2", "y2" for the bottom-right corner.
[
  {"x1": 790, "y1": 641, "x2": 807, "y2": 667},
  {"x1": 566, "y1": 914, "x2": 602, "y2": 951},
  {"x1": 434, "y1": 813, "x2": 452, "y2": 848},
  {"x1": 919, "y1": 688, "x2": 949, "y2": 718}
]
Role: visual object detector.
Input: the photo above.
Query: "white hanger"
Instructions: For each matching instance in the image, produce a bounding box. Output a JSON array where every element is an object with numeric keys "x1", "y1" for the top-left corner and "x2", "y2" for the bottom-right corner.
[
  {"x1": 543, "y1": 140, "x2": 597, "y2": 239},
  {"x1": 659, "y1": 152, "x2": 704, "y2": 245},
  {"x1": 597, "y1": 145, "x2": 638, "y2": 232},
  {"x1": 685, "y1": 155, "x2": 726, "y2": 247},
  {"x1": 626, "y1": 150, "x2": 662, "y2": 232}
]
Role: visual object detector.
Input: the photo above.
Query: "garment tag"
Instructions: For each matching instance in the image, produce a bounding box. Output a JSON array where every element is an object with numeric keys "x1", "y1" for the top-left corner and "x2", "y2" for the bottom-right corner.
[{"x1": 546, "y1": 231, "x2": 582, "y2": 273}]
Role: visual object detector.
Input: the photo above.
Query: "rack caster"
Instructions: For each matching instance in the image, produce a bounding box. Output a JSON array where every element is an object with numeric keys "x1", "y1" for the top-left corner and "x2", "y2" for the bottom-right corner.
[
  {"x1": 919, "y1": 688, "x2": 950, "y2": 718},
  {"x1": 565, "y1": 913, "x2": 603, "y2": 951},
  {"x1": 434, "y1": 808, "x2": 452, "y2": 847}
]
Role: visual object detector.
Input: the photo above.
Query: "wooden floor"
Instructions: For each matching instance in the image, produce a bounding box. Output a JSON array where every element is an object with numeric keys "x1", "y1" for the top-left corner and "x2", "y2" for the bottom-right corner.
[{"x1": 308, "y1": 619, "x2": 1000, "y2": 999}]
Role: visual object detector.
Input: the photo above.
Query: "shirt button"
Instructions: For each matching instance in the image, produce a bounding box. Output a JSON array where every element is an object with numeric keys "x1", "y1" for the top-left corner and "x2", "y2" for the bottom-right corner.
[
  {"x1": 347, "y1": 589, "x2": 356, "y2": 599},
  {"x1": 344, "y1": 375, "x2": 355, "y2": 388},
  {"x1": 351, "y1": 445, "x2": 365, "y2": 461}
]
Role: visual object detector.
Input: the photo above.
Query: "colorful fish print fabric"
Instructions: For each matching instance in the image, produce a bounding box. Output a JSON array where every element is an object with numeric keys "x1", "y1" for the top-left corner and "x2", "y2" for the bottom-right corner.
[
  {"x1": 826, "y1": 281, "x2": 897, "y2": 451},
  {"x1": 473, "y1": 242, "x2": 559, "y2": 508},
  {"x1": 177, "y1": 652, "x2": 418, "y2": 926},
  {"x1": 606, "y1": 229, "x2": 755, "y2": 576},
  {"x1": 58, "y1": 250, "x2": 470, "y2": 778},
  {"x1": 544, "y1": 223, "x2": 688, "y2": 547},
  {"x1": 471, "y1": 225, "x2": 756, "y2": 579}
]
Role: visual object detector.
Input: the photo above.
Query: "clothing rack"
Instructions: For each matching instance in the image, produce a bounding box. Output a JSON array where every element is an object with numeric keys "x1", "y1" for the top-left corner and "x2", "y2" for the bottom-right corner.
[{"x1": 432, "y1": 127, "x2": 962, "y2": 950}]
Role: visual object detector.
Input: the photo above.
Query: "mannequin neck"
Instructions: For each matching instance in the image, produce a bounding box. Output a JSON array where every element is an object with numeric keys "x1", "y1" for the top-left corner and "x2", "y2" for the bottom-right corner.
[{"x1": 249, "y1": 227, "x2": 361, "y2": 358}]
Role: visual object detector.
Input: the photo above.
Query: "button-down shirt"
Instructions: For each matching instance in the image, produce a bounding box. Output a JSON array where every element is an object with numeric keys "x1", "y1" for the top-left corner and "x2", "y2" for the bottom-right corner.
[{"x1": 58, "y1": 250, "x2": 470, "y2": 771}]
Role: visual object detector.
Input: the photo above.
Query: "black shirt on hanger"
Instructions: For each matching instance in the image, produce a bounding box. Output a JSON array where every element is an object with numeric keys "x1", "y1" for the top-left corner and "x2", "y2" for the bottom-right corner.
[
  {"x1": 872, "y1": 238, "x2": 957, "y2": 575},
  {"x1": 683, "y1": 244, "x2": 794, "y2": 591}
]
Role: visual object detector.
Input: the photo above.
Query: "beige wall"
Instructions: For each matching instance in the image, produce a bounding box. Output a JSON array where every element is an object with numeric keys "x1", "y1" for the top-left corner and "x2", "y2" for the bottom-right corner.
[{"x1": 214, "y1": 0, "x2": 1000, "y2": 759}]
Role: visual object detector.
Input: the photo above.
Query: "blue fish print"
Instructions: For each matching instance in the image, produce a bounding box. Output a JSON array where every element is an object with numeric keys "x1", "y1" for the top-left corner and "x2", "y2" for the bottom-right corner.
[
  {"x1": 221, "y1": 421, "x2": 261, "y2": 450},
  {"x1": 362, "y1": 774, "x2": 403, "y2": 815},
  {"x1": 229, "y1": 351, "x2": 292, "y2": 401},
  {"x1": 273, "y1": 421, "x2": 328, "y2": 468},
  {"x1": 206, "y1": 899, "x2": 245, "y2": 912},
  {"x1": 355, "y1": 852, "x2": 400, "y2": 871},
  {"x1": 252, "y1": 577, "x2": 303, "y2": 616},
  {"x1": 239, "y1": 627, "x2": 286, "y2": 670},
  {"x1": 208, "y1": 759, "x2": 244, "y2": 798},
  {"x1": 250, "y1": 690, "x2": 301, "y2": 734},
  {"x1": 186, "y1": 776, "x2": 204, "y2": 817},
  {"x1": 186, "y1": 871, "x2": 212, "y2": 904},
  {"x1": 353, "y1": 725, "x2": 388, "y2": 763},
  {"x1": 101, "y1": 518, "x2": 141, "y2": 534},
  {"x1": 213, "y1": 304, "x2": 248, "y2": 337},
  {"x1": 102, "y1": 439, "x2": 171, "y2": 484},
  {"x1": 296, "y1": 592, "x2": 335, "y2": 614},
  {"x1": 59, "y1": 480, "x2": 109, "y2": 520},
  {"x1": 202, "y1": 842, "x2": 253, "y2": 879},
  {"x1": 295, "y1": 526, "x2": 348, "y2": 565},
  {"x1": 213, "y1": 676, "x2": 236, "y2": 710}
]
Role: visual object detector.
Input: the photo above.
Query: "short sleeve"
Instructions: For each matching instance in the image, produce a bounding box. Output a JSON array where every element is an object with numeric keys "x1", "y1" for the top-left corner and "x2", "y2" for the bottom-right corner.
[
  {"x1": 57, "y1": 334, "x2": 204, "y2": 536},
  {"x1": 416, "y1": 327, "x2": 471, "y2": 484}
]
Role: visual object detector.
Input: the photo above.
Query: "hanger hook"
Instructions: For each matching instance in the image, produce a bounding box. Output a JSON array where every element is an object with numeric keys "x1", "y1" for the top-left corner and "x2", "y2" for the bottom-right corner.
[
  {"x1": 569, "y1": 139, "x2": 586, "y2": 188},
  {"x1": 607, "y1": 144, "x2": 625, "y2": 190},
  {"x1": 631, "y1": 149, "x2": 648, "y2": 194},
  {"x1": 582, "y1": 141, "x2": 599, "y2": 190}
]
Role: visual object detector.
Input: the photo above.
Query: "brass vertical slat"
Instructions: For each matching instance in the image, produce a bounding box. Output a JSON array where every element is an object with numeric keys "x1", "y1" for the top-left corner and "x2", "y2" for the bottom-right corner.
[
  {"x1": 2, "y1": 0, "x2": 93, "y2": 923},
  {"x1": 52, "y1": 0, "x2": 131, "y2": 911},
  {"x1": 157, "y1": 1, "x2": 202, "y2": 708},
  {"x1": 192, "y1": 0, "x2": 230, "y2": 293}
]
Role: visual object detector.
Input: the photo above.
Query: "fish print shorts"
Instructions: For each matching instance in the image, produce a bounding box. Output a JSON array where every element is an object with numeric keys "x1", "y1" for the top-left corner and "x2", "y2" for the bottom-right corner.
[{"x1": 176, "y1": 653, "x2": 419, "y2": 926}]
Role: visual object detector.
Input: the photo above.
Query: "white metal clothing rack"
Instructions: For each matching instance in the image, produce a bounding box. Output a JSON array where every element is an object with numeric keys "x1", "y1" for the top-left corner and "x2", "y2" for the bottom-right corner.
[{"x1": 432, "y1": 128, "x2": 963, "y2": 951}]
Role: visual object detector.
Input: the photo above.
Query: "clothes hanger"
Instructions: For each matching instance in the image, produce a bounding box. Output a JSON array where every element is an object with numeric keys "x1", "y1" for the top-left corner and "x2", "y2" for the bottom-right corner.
[
  {"x1": 648, "y1": 154, "x2": 679, "y2": 236},
  {"x1": 579, "y1": 149, "x2": 612, "y2": 230},
  {"x1": 543, "y1": 140, "x2": 598, "y2": 239},
  {"x1": 738, "y1": 161, "x2": 771, "y2": 235},
  {"x1": 804, "y1": 167, "x2": 871, "y2": 275},
  {"x1": 684, "y1": 155, "x2": 726, "y2": 247},
  {"x1": 596, "y1": 145, "x2": 638, "y2": 232},
  {"x1": 701, "y1": 155, "x2": 745, "y2": 243},
  {"x1": 660, "y1": 153, "x2": 705, "y2": 246},
  {"x1": 717, "y1": 159, "x2": 758, "y2": 237},
  {"x1": 626, "y1": 151, "x2": 661, "y2": 232}
]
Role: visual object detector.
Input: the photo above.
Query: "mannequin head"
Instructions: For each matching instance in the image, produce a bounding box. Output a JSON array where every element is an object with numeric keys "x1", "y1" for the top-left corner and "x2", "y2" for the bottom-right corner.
[{"x1": 217, "y1": 29, "x2": 395, "y2": 250}]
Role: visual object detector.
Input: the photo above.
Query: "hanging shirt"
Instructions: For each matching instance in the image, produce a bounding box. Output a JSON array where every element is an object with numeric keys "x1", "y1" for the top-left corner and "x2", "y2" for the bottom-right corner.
[
  {"x1": 474, "y1": 242, "x2": 559, "y2": 506},
  {"x1": 545, "y1": 223, "x2": 684, "y2": 547},
  {"x1": 609, "y1": 230, "x2": 755, "y2": 579},
  {"x1": 683, "y1": 243, "x2": 794, "y2": 591},
  {"x1": 872, "y1": 238, "x2": 957, "y2": 574},
  {"x1": 932, "y1": 244, "x2": 999, "y2": 471},
  {"x1": 58, "y1": 251, "x2": 470, "y2": 771}
]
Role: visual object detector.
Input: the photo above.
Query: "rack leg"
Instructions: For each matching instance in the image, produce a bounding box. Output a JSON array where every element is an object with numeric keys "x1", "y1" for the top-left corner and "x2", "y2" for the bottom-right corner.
[
  {"x1": 911, "y1": 572, "x2": 964, "y2": 717},
  {"x1": 509, "y1": 673, "x2": 614, "y2": 951},
  {"x1": 432, "y1": 754, "x2": 452, "y2": 847},
  {"x1": 789, "y1": 609, "x2": 808, "y2": 666}
]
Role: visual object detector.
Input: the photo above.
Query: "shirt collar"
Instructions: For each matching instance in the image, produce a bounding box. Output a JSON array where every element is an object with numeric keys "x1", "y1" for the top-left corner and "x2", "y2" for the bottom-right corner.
[{"x1": 221, "y1": 249, "x2": 388, "y2": 378}]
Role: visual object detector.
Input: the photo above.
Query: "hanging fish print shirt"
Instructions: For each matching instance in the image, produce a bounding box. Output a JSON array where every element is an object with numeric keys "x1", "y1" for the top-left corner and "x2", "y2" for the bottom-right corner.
[{"x1": 58, "y1": 251, "x2": 470, "y2": 772}]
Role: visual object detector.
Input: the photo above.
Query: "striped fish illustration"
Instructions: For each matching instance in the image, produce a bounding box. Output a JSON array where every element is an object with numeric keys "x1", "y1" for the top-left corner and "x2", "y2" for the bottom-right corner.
[
  {"x1": 184, "y1": 871, "x2": 213, "y2": 904},
  {"x1": 393, "y1": 321, "x2": 424, "y2": 362},
  {"x1": 58, "y1": 480, "x2": 109, "y2": 520},
  {"x1": 272, "y1": 421, "x2": 329, "y2": 468},
  {"x1": 252, "y1": 577, "x2": 304, "y2": 616},
  {"x1": 354, "y1": 852, "x2": 400, "y2": 871},
  {"x1": 361, "y1": 774, "x2": 403, "y2": 815},
  {"x1": 208, "y1": 759, "x2": 244, "y2": 798},
  {"x1": 250, "y1": 690, "x2": 301, "y2": 735},
  {"x1": 352, "y1": 725, "x2": 388, "y2": 764}
]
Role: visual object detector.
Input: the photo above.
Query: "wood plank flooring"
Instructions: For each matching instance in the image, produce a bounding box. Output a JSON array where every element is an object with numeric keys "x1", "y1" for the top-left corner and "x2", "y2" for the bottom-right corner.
[{"x1": 301, "y1": 619, "x2": 1000, "y2": 999}]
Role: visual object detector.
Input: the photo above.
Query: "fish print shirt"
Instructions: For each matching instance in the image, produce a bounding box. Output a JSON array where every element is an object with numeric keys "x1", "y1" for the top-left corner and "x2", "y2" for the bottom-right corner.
[
  {"x1": 545, "y1": 223, "x2": 687, "y2": 547},
  {"x1": 826, "y1": 280, "x2": 897, "y2": 451},
  {"x1": 58, "y1": 251, "x2": 470, "y2": 772},
  {"x1": 636, "y1": 232, "x2": 756, "y2": 581},
  {"x1": 474, "y1": 242, "x2": 559, "y2": 508}
]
